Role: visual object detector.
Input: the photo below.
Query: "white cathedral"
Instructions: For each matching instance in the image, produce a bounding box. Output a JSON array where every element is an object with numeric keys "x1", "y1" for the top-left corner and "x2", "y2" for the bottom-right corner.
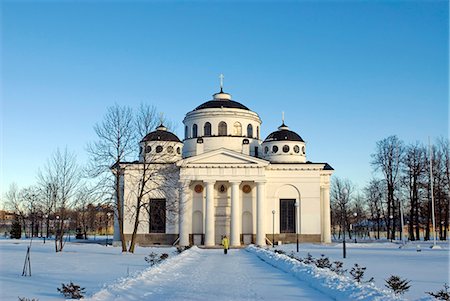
[{"x1": 114, "y1": 85, "x2": 333, "y2": 247}]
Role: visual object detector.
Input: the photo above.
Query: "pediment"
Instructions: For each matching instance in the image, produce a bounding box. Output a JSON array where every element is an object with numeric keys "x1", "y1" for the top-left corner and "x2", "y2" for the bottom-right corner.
[{"x1": 177, "y1": 148, "x2": 269, "y2": 167}]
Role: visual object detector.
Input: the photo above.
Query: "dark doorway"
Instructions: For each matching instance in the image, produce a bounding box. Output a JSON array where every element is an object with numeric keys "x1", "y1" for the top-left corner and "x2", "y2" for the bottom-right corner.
[
  {"x1": 280, "y1": 199, "x2": 296, "y2": 233},
  {"x1": 149, "y1": 199, "x2": 166, "y2": 233}
]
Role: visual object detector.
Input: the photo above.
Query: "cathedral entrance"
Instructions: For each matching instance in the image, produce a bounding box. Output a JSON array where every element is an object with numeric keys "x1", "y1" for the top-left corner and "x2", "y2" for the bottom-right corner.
[{"x1": 215, "y1": 184, "x2": 230, "y2": 244}]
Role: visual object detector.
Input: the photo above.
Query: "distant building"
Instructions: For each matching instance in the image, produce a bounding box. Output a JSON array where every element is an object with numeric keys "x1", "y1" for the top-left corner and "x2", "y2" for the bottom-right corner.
[
  {"x1": 0, "y1": 210, "x2": 16, "y2": 236},
  {"x1": 115, "y1": 86, "x2": 333, "y2": 246}
]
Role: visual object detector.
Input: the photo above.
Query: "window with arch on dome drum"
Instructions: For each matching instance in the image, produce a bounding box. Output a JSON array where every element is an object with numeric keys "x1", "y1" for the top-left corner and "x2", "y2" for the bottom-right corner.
[
  {"x1": 218, "y1": 121, "x2": 227, "y2": 136},
  {"x1": 233, "y1": 122, "x2": 242, "y2": 136},
  {"x1": 192, "y1": 124, "x2": 198, "y2": 138},
  {"x1": 204, "y1": 122, "x2": 211, "y2": 136},
  {"x1": 184, "y1": 126, "x2": 188, "y2": 139},
  {"x1": 247, "y1": 124, "x2": 253, "y2": 138}
]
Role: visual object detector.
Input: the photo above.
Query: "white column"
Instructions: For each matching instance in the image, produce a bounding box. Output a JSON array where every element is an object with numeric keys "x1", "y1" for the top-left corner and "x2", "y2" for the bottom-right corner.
[
  {"x1": 256, "y1": 181, "x2": 266, "y2": 246},
  {"x1": 230, "y1": 181, "x2": 241, "y2": 246},
  {"x1": 204, "y1": 180, "x2": 216, "y2": 246},
  {"x1": 179, "y1": 181, "x2": 191, "y2": 246},
  {"x1": 322, "y1": 185, "x2": 332, "y2": 243}
]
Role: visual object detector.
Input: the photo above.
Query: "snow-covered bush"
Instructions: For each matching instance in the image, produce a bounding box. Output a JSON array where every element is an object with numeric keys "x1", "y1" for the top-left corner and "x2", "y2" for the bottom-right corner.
[
  {"x1": 176, "y1": 246, "x2": 191, "y2": 254},
  {"x1": 274, "y1": 249, "x2": 286, "y2": 255},
  {"x1": 145, "y1": 252, "x2": 169, "y2": 266},
  {"x1": 247, "y1": 245, "x2": 403, "y2": 301},
  {"x1": 350, "y1": 263, "x2": 374, "y2": 283},
  {"x1": 331, "y1": 261, "x2": 346, "y2": 275},
  {"x1": 57, "y1": 282, "x2": 85, "y2": 299},
  {"x1": 385, "y1": 275, "x2": 411, "y2": 295},
  {"x1": 315, "y1": 254, "x2": 332, "y2": 269},
  {"x1": 426, "y1": 283, "x2": 450, "y2": 300}
]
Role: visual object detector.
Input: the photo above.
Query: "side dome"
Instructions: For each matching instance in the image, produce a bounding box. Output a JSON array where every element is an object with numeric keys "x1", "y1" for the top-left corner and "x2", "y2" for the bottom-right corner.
[
  {"x1": 141, "y1": 124, "x2": 181, "y2": 142},
  {"x1": 262, "y1": 123, "x2": 306, "y2": 163},
  {"x1": 139, "y1": 124, "x2": 183, "y2": 163},
  {"x1": 264, "y1": 123, "x2": 304, "y2": 142}
]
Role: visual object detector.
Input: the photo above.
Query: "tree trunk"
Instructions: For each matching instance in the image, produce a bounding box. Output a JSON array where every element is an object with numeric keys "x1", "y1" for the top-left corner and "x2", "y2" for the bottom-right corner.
[{"x1": 115, "y1": 171, "x2": 127, "y2": 252}]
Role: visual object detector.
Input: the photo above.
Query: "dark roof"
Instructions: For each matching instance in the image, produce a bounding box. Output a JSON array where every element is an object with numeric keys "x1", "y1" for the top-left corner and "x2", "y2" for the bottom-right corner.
[
  {"x1": 194, "y1": 99, "x2": 250, "y2": 111},
  {"x1": 269, "y1": 162, "x2": 334, "y2": 170},
  {"x1": 263, "y1": 129, "x2": 304, "y2": 142},
  {"x1": 323, "y1": 163, "x2": 334, "y2": 170},
  {"x1": 141, "y1": 129, "x2": 181, "y2": 143}
]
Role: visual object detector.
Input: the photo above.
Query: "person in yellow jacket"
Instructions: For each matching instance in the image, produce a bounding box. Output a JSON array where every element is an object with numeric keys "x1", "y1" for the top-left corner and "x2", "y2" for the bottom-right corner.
[{"x1": 221, "y1": 235, "x2": 229, "y2": 254}]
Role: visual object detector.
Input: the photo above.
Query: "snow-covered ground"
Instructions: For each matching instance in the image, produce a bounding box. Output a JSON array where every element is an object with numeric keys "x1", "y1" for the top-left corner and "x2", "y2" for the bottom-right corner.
[
  {"x1": 0, "y1": 238, "x2": 448, "y2": 301},
  {"x1": 87, "y1": 246, "x2": 334, "y2": 301},
  {"x1": 0, "y1": 238, "x2": 176, "y2": 301},
  {"x1": 275, "y1": 240, "x2": 450, "y2": 301}
]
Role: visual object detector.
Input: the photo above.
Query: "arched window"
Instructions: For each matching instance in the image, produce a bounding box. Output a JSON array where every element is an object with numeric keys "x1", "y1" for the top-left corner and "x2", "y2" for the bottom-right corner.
[
  {"x1": 204, "y1": 122, "x2": 211, "y2": 136},
  {"x1": 184, "y1": 126, "x2": 188, "y2": 139},
  {"x1": 233, "y1": 122, "x2": 242, "y2": 136},
  {"x1": 256, "y1": 126, "x2": 260, "y2": 139},
  {"x1": 218, "y1": 121, "x2": 227, "y2": 136},
  {"x1": 192, "y1": 124, "x2": 198, "y2": 138},
  {"x1": 247, "y1": 124, "x2": 253, "y2": 138}
]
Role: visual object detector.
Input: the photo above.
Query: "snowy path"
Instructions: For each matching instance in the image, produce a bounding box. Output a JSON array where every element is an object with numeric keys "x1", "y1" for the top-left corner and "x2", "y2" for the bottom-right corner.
[{"x1": 87, "y1": 247, "x2": 333, "y2": 301}]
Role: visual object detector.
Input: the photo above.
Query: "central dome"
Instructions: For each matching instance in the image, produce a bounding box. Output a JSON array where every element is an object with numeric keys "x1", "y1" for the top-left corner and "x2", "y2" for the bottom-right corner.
[{"x1": 194, "y1": 90, "x2": 250, "y2": 111}]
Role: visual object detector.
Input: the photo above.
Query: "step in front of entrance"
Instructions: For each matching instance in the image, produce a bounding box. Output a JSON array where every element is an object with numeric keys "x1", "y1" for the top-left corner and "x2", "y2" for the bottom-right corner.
[{"x1": 197, "y1": 245, "x2": 246, "y2": 249}]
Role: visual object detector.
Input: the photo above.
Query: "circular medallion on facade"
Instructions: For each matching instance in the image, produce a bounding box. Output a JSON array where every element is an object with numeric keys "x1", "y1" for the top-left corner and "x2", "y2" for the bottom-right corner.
[
  {"x1": 272, "y1": 145, "x2": 278, "y2": 153},
  {"x1": 264, "y1": 146, "x2": 269, "y2": 154},
  {"x1": 145, "y1": 145, "x2": 152, "y2": 153},
  {"x1": 167, "y1": 146, "x2": 174, "y2": 153},
  {"x1": 177, "y1": 147, "x2": 181, "y2": 154},
  {"x1": 194, "y1": 184, "x2": 203, "y2": 193},
  {"x1": 156, "y1": 145, "x2": 163, "y2": 153},
  {"x1": 294, "y1": 145, "x2": 300, "y2": 153},
  {"x1": 242, "y1": 185, "x2": 252, "y2": 194},
  {"x1": 219, "y1": 185, "x2": 226, "y2": 193},
  {"x1": 283, "y1": 145, "x2": 290, "y2": 153}
]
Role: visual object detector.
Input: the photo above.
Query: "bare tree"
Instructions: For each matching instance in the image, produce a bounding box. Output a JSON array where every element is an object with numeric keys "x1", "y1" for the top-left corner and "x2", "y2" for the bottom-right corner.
[
  {"x1": 401, "y1": 142, "x2": 426, "y2": 240},
  {"x1": 87, "y1": 104, "x2": 134, "y2": 252},
  {"x1": 5, "y1": 183, "x2": 27, "y2": 236},
  {"x1": 438, "y1": 138, "x2": 450, "y2": 239},
  {"x1": 21, "y1": 187, "x2": 42, "y2": 238},
  {"x1": 331, "y1": 177, "x2": 355, "y2": 240},
  {"x1": 364, "y1": 178, "x2": 385, "y2": 239},
  {"x1": 371, "y1": 136, "x2": 404, "y2": 240},
  {"x1": 41, "y1": 148, "x2": 80, "y2": 252}
]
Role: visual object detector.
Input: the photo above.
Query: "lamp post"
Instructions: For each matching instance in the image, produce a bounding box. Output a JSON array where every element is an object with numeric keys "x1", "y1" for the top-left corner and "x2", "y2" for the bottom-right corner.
[
  {"x1": 43, "y1": 215, "x2": 48, "y2": 244},
  {"x1": 106, "y1": 212, "x2": 112, "y2": 247},
  {"x1": 342, "y1": 189, "x2": 348, "y2": 259},
  {"x1": 389, "y1": 215, "x2": 394, "y2": 242},
  {"x1": 295, "y1": 201, "x2": 299, "y2": 252},
  {"x1": 68, "y1": 217, "x2": 71, "y2": 242},
  {"x1": 353, "y1": 212, "x2": 358, "y2": 243},
  {"x1": 56, "y1": 215, "x2": 60, "y2": 242},
  {"x1": 272, "y1": 210, "x2": 275, "y2": 248}
]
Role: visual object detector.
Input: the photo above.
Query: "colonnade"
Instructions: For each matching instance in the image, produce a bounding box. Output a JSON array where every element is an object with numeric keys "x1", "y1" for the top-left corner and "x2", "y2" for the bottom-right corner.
[{"x1": 178, "y1": 180, "x2": 267, "y2": 246}]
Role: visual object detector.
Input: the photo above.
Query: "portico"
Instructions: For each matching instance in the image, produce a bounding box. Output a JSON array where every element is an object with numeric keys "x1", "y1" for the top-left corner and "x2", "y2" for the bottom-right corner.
[{"x1": 177, "y1": 148, "x2": 269, "y2": 246}]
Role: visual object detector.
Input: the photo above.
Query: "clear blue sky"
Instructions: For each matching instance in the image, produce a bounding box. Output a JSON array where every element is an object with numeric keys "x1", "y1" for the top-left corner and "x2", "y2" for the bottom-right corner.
[{"x1": 1, "y1": 0, "x2": 448, "y2": 200}]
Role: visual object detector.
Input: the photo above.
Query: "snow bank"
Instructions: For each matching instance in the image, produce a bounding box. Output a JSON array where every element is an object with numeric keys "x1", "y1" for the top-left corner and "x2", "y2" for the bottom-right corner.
[
  {"x1": 247, "y1": 245, "x2": 405, "y2": 301},
  {"x1": 85, "y1": 246, "x2": 199, "y2": 300}
]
